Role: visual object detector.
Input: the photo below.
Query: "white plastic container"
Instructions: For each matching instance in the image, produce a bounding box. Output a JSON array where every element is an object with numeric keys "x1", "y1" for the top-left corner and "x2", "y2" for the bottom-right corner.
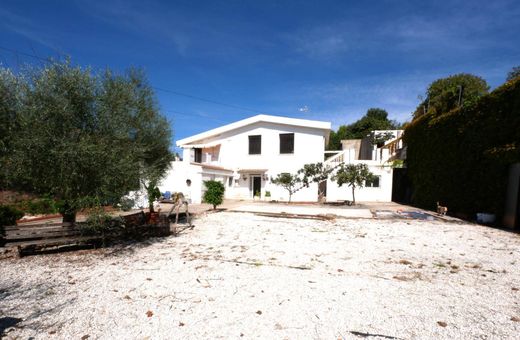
[{"x1": 476, "y1": 213, "x2": 496, "y2": 224}]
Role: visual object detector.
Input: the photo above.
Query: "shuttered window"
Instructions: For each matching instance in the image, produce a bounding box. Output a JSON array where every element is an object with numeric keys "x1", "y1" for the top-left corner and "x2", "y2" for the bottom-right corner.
[
  {"x1": 248, "y1": 135, "x2": 261, "y2": 154},
  {"x1": 279, "y1": 133, "x2": 294, "y2": 154}
]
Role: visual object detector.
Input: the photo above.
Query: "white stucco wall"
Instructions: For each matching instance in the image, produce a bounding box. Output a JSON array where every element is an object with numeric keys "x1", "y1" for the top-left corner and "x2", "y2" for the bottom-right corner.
[
  {"x1": 325, "y1": 161, "x2": 393, "y2": 202},
  {"x1": 169, "y1": 121, "x2": 328, "y2": 202}
]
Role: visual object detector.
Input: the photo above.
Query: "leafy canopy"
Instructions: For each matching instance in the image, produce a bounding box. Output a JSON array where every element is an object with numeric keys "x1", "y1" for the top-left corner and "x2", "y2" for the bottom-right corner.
[
  {"x1": 203, "y1": 180, "x2": 225, "y2": 209},
  {"x1": 0, "y1": 60, "x2": 173, "y2": 220},
  {"x1": 332, "y1": 163, "x2": 375, "y2": 204},
  {"x1": 507, "y1": 66, "x2": 520, "y2": 82},
  {"x1": 413, "y1": 73, "x2": 489, "y2": 119},
  {"x1": 328, "y1": 108, "x2": 400, "y2": 150},
  {"x1": 271, "y1": 172, "x2": 301, "y2": 203}
]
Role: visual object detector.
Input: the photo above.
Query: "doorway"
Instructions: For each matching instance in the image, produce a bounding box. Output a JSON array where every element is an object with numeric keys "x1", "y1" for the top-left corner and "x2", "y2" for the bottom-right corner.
[{"x1": 251, "y1": 175, "x2": 261, "y2": 198}]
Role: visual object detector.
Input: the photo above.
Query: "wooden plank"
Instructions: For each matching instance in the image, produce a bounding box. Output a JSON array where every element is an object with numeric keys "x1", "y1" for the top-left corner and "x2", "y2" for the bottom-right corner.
[
  {"x1": 6, "y1": 226, "x2": 77, "y2": 234},
  {"x1": 4, "y1": 222, "x2": 72, "y2": 230},
  {"x1": 7, "y1": 235, "x2": 101, "y2": 248},
  {"x1": 6, "y1": 231, "x2": 82, "y2": 241}
]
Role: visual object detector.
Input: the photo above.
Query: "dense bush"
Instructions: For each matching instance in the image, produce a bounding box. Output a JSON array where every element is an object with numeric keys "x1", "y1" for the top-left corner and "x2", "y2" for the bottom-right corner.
[
  {"x1": 0, "y1": 205, "x2": 24, "y2": 237},
  {"x1": 404, "y1": 77, "x2": 520, "y2": 217},
  {"x1": 14, "y1": 197, "x2": 60, "y2": 215},
  {"x1": 80, "y1": 208, "x2": 125, "y2": 236},
  {"x1": 203, "y1": 180, "x2": 225, "y2": 209}
]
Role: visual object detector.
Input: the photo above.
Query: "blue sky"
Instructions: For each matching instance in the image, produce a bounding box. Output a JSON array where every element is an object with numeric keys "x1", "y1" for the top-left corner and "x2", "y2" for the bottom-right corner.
[{"x1": 1, "y1": 0, "x2": 519, "y2": 143}]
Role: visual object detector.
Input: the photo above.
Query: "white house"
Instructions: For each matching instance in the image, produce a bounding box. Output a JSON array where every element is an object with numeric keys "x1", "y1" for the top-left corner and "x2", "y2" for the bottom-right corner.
[
  {"x1": 325, "y1": 130, "x2": 404, "y2": 202},
  {"x1": 159, "y1": 114, "x2": 331, "y2": 203},
  {"x1": 158, "y1": 114, "x2": 404, "y2": 204}
]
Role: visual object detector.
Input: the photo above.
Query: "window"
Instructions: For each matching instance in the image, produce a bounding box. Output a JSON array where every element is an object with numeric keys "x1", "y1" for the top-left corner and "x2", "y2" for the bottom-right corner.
[
  {"x1": 366, "y1": 176, "x2": 380, "y2": 188},
  {"x1": 248, "y1": 135, "x2": 261, "y2": 154},
  {"x1": 228, "y1": 177, "x2": 233, "y2": 187},
  {"x1": 194, "y1": 148, "x2": 202, "y2": 163},
  {"x1": 279, "y1": 133, "x2": 294, "y2": 154}
]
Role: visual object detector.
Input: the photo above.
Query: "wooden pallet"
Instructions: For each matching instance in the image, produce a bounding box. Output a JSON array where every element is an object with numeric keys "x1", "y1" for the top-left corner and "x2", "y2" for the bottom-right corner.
[{"x1": 3, "y1": 222, "x2": 102, "y2": 256}]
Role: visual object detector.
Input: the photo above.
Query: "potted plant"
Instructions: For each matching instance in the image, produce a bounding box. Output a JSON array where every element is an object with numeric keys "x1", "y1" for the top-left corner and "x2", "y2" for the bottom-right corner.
[
  {"x1": 254, "y1": 190, "x2": 261, "y2": 201},
  {"x1": 264, "y1": 191, "x2": 271, "y2": 201}
]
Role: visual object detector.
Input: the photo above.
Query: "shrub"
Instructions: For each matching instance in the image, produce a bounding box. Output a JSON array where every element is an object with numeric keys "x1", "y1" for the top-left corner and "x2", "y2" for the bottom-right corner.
[
  {"x1": 118, "y1": 197, "x2": 135, "y2": 211},
  {"x1": 80, "y1": 208, "x2": 124, "y2": 236},
  {"x1": 0, "y1": 205, "x2": 24, "y2": 235},
  {"x1": 203, "y1": 180, "x2": 225, "y2": 209}
]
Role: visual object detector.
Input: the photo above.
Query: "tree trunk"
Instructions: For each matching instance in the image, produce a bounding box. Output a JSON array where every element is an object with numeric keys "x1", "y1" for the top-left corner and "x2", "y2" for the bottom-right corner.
[
  {"x1": 149, "y1": 201, "x2": 155, "y2": 213},
  {"x1": 61, "y1": 202, "x2": 77, "y2": 224},
  {"x1": 351, "y1": 186, "x2": 356, "y2": 205},
  {"x1": 288, "y1": 192, "x2": 292, "y2": 203},
  {"x1": 213, "y1": 204, "x2": 216, "y2": 210}
]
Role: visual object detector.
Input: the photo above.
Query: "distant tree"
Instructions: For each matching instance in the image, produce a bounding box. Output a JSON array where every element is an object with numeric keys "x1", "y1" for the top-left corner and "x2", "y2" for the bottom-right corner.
[
  {"x1": 507, "y1": 66, "x2": 520, "y2": 82},
  {"x1": 332, "y1": 163, "x2": 375, "y2": 205},
  {"x1": 271, "y1": 172, "x2": 301, "y2": 203},
  {"x1": 328, "y1": 108, "x2": 400, "y2": 150},
  {"x1": 4, "y1": 61, "x2": 173, "y2": 223},
  {"x1": 203, "y1": 180, "x2": 225, "y2": 209},
  {"x1": 413, "y1": 73, "x2": 489, "y2": 119},
  {"x1": 370, "y1": 131, "x2": 394, "y2": 147}
]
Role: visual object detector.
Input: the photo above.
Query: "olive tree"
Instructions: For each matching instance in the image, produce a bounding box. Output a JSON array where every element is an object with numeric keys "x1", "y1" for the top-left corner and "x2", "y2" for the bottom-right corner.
[
  {"x1": 332, "y1": 163, "x2": 375, "y2": 205},
  {"x1": 271, "y1": 172, "x2": 301, "y2": 203},
  {"x1": 4, "y1": 61, "x2": 173, "y2": 222}
]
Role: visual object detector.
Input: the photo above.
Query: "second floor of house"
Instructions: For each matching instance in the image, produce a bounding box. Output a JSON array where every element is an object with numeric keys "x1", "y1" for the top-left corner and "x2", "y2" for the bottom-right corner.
[{"x1": 177, "y1": 115, "x2": 331, "y2": 171}]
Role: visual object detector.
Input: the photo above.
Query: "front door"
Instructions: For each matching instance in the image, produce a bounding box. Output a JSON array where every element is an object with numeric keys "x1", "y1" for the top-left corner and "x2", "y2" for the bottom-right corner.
[{"x1": 251, "y1": 175, "x2": 261, "y2": 198}]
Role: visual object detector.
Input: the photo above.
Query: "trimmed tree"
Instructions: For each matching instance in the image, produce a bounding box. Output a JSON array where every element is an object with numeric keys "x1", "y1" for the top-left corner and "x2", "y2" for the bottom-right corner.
[
  {"x1": 203, "y1": 180, "x2": 225, "y2": 209},
  {"x1": 332, "y1": 163, "x2": 375, "y2": 205},
  {"x1": 271, "y1": 172, "x2": 301, "y2": 203}
]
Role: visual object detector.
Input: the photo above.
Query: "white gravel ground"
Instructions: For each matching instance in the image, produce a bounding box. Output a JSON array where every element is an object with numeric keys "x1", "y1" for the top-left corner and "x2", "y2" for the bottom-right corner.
[{"x1": 1, "y1": 211, "x2": 519, "y2": 339}]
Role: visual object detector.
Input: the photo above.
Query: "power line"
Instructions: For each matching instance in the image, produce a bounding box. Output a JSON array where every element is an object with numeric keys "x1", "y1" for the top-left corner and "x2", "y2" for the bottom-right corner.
[
  {"x1": 0, "y1": 45, "x2": 273, "y2": 117},
  {"x1": 153, "y1": 86, "x2": 263, "y2": 114}
]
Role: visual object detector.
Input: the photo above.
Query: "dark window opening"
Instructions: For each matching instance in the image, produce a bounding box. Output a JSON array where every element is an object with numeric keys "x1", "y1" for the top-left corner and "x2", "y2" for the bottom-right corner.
[
  {"x1": 279, "y1": 133, "x2": 294, "y2": 154},
  {"x1": 248, "y1": 135, "x2": 261, "y2": 155},
  {"x1": 366, "y1": 176, "x2": 380, "y2": 187},
  {"x1": 194, "y1": 148, "x2": 202, "y2": 163}
]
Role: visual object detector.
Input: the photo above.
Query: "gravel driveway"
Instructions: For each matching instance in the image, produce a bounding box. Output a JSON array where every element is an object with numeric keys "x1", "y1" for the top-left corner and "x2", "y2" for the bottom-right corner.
[{"x1": 1, "y1": 211, "x2": 519, "y2": 339}]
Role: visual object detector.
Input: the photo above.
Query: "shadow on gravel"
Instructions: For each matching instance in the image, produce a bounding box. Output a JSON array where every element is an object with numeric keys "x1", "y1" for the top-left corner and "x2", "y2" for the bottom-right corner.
[{"x1": 0, "y1": 316, "x2": 23, "y2": 336}]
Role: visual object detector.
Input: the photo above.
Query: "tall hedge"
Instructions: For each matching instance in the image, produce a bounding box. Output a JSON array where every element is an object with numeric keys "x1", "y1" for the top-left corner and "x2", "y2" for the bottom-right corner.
[{"x1": 404, "y1": 78, "x2": 520, "y2": 217}]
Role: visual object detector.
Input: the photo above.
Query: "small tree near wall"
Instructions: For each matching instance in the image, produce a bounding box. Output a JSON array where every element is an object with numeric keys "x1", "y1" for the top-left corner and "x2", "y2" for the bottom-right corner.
[
  {"x1": 271, "y1": 173, "x2": 301, "y2": 203},
  {"x1": 203, "y1": 180, "x2": 225, "y2": 210},
  {"x1": 332, "y1": 163, "x2": 375, "y2": 205}
]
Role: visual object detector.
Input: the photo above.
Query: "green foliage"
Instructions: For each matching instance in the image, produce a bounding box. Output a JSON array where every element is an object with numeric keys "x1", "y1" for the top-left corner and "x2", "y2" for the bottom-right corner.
[
  {"x1": 370, "y1": 131, "x2": 395, "y2": 146},
  {"x1": 12, "y1": 197, "x2": 59, "y2": 215},
  {"x1": 413, "y1": 73, "x2": 489, "y2": 119},
  {"x1": 404, "y1": 77, "x2": 520, "y2": 216},
  {"x1": 328, "y1": 108, "x2": 400, "y2": 150},
  {"x1": 81, "y1": 208, "x2": 124, "y2": 236},
  {"x1": 0, "y1": 205, "x2": 24, "y2": 229},
  {"x1": 0, "y1": 60, "x2": 173, "y2": 221},
  {"x1": 271, "y1": 172, "x2": 301, "y2": 203},
  {"x1": 264, "y1": 191, "x2": 271, "y2": 197},
  {"x1": 332, "y1": 163, "x2": 375, "y2": 204},
  {"x1": 118, "y1": 197, "x2": 135, "y2": 211},
  {"x1": 203, "y1": 180, "x2": 225, "y2": 209},
  {"x1": 507, "y1": 66, "x2": 520, "y2": 82},
  {"x1": 146, "y1": 182, "x2": 162, "y2": 213},
  {"x1": 298, "y1": 162, "x2": 332, "y2": 187}
]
